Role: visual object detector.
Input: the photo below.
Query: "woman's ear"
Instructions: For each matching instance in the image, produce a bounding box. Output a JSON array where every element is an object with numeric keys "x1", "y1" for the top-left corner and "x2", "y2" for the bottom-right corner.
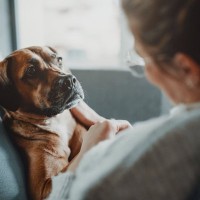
[{"x1": 173, "y1": 53, "x2": 200, "y2": 88}]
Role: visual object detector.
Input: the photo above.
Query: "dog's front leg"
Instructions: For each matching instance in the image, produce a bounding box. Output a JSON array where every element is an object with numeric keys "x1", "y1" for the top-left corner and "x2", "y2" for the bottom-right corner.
[
  {"x1": 28, "y1": 158, "x2": 52, "y2": 200},
  {"x1": 68, "y1": 123, "x2": 87, "y2": 161}
]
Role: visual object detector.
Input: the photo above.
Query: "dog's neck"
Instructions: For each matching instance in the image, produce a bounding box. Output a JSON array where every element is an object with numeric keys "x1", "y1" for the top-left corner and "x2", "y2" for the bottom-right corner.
[
  {"x1": 5, "y1": 109, "x2": 77, "y2": 139},
  {"x1": 35, "y1": 110, "x2": 77, "y2": 139},
  {"x1": 5, "y1": 109, "x2": 50, "y2": 125}
]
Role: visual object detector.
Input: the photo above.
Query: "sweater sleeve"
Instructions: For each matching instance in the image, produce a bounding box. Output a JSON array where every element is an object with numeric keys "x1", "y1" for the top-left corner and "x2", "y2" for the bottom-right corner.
[{"x1": 47, "y1": 171, "x2": 75, "y2": 200}]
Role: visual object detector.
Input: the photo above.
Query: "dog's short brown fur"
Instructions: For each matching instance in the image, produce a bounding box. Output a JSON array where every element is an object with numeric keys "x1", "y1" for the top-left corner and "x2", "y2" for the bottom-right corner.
[{"x1": 0, "y1": 46, "x2": 87, "y2": 200}]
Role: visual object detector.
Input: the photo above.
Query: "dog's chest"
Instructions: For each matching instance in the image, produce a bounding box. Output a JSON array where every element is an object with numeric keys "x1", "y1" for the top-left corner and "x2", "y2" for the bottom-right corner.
[{"x1": 39, "y1": 110, "x2": 77, "y2": 142}]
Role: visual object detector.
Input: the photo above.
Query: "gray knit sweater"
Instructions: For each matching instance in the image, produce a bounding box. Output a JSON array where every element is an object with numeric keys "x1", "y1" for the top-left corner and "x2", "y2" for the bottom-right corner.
[{"x1": 48, "y1": 105, "x2": 200, "y2": 200}]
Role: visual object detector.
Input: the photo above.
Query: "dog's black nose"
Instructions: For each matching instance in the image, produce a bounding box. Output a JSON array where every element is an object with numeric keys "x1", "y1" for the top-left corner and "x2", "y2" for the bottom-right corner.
[
  {"x1": 63, "y1": 75, "x2": 77, "y2": 89},
  {"x1": 57, "y1": 75, "x2": 77, "y2": 90}
]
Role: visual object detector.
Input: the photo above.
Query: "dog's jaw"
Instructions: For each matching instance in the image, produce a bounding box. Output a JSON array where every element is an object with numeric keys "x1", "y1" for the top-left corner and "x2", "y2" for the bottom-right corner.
[
  {"x1": 65, "y1": 91, "x2": 84, "y2": 109},
  {"x1": 44, "y1": 87, "x2": 84, "y2": 117},
  {"x1": 43, "y1": 96, "x2": 84, "y2": 117}
]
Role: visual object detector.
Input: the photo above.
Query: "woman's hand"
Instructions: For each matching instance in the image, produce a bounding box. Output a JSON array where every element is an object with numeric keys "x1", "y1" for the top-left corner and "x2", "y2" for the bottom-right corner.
[
  {"x1": 68, "y1": 101, "x2": 132, "y2": 172},
  {"x1": 80, "y1": 119, "x2": 132, "y2": 154},
  {"x1": 67, "y1": 119, "x2": 132, "y2": 172}
]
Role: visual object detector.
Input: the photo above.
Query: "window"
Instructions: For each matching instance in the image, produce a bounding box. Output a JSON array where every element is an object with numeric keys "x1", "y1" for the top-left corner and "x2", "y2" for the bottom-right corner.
[
  {"x1": 0, "y1": 0, "x2": 17, "y2": 58},
  {"x1": 16, "y1": 0, "x2": 139, "y2": 69}
]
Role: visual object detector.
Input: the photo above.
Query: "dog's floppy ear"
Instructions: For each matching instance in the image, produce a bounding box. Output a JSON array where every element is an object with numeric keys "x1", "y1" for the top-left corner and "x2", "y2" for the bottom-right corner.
[{"x1": 0, "y1": 58, "x2": 20, "y2": 111}]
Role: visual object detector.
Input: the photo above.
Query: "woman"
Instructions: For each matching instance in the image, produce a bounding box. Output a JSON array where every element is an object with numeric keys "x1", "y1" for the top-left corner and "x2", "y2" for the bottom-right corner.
[{"x1": 49, "y1": 0, "x2": 200, "y2": 199}]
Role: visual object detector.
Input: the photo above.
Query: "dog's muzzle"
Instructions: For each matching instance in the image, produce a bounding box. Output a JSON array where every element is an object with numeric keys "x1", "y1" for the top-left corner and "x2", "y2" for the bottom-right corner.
[{"x1": 48, "y1": 74, "x2": 84, "y2": 115}]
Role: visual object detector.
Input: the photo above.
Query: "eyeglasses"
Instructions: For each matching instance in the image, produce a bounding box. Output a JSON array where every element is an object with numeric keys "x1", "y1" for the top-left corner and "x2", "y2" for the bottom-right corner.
[
  {"x1": 125, "y1": 50, "x2": 146, "y2": 78},
  {"x1": 126, "y1": 49, "x2": 172, "y2": 78}
]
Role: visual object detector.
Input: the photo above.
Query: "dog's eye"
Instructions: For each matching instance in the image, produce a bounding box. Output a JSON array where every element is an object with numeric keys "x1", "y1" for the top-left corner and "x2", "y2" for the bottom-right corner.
[
  {"x1": 57, "y1": 57, "x2": 63, "y2": 67},
  {"x1": 57, "y1": 57, "x2": 62, "y2": 63},
  {"x1": 25, "y1": 66, "x2": 37, "y2": 78},
  {"x1": 51, "y1": 54, "x2": 57, "y2": 58}
]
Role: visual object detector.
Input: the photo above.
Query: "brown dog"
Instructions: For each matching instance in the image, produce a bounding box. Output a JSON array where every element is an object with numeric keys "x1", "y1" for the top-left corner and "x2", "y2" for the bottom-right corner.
[{"x1": 0, "y1": 46, "x2": 99, "y2": 200}]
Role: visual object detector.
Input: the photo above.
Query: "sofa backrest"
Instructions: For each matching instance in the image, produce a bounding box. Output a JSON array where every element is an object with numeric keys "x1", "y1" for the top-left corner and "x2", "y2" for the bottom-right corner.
[{"x1": 72, "y1": 69, "x2": 162, "y2": 123}]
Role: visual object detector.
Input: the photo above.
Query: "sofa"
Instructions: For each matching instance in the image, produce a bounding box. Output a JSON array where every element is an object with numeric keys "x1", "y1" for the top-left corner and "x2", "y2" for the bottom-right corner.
[{"x1": 0, "y1": 69, "x2": 170, "y2": 200}]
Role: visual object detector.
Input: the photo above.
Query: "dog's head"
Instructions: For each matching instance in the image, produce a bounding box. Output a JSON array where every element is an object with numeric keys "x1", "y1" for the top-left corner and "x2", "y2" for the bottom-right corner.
[{"x1": 0, "y1": 46, "x2": 84, "y2": 117}]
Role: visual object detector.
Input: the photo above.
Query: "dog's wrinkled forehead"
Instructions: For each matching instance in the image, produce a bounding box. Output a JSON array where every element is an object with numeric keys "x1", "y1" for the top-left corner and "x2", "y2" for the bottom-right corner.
[
  {"x1": 5, "y1": 46, "x2": 60, "y2": 78},
  {"x1": 8, "y1": 46, "x2": 57, "y2": 62},
  {"x1": 26, "y1": 46, "x2": 57, "y2": 61}
]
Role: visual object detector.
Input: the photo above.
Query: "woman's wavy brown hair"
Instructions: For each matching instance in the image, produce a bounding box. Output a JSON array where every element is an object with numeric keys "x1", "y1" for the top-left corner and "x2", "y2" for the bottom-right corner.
[{"x1": 122, "y1": 0, "x2": 200, "y2": 64}]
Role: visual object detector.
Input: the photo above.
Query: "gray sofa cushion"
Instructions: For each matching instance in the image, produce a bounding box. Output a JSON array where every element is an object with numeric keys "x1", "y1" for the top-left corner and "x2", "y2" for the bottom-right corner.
[
  {"x1": 0, "y1": 112, "x2": 27, "y2": 200},
  {"x1": 72, "y1": 69, "x2": 161, "y2": 123}
]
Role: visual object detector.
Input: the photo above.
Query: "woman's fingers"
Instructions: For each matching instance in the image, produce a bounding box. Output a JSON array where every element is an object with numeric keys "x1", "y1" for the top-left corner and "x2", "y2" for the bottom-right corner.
[
  {"x1": 70, "y1": 101, "x2": 132, "y2": 132},
  {"x1": 81, "y1": 119, "x2": 132, "y2": 153},
  {"x1": 111, "y1": 120, "x2": 132, "y2": 132},
  {"x1": 70, "y1": 101, "x2": 132, "y2": 153},
  {"x1": 70, "y1": 101, "x2": 105, "y2": 128}
]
